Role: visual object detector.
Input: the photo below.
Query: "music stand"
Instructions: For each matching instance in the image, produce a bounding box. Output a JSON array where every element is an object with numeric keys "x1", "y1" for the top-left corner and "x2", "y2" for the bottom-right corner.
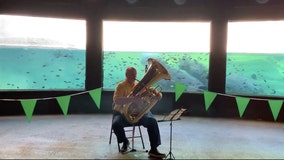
[{"x1": 158, "y1": 107, "x2": 187, "y2": 160}]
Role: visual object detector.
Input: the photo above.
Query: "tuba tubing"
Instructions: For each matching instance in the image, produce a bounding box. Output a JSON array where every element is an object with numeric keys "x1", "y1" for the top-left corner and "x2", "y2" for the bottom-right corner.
[{"x1": 123, "y1": 58, "x2": 171, "y2": 124}]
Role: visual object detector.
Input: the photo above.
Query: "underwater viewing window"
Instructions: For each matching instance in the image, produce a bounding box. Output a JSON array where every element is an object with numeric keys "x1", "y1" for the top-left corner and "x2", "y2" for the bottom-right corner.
[
  {"x1": 226, "y1": 20, "x2": 284, "y2": 97},
  {"x1": 102, "y1": 21, "x2": 210, "y2": 92},
  {"x1": 0, "y1": 15, "x2": 86, "y2": 91}
]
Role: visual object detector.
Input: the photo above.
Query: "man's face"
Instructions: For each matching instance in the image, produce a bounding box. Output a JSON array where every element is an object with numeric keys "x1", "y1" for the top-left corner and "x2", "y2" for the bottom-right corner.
[{"x1": 126, "y1": 68, "x2": 137, "y2": 83}]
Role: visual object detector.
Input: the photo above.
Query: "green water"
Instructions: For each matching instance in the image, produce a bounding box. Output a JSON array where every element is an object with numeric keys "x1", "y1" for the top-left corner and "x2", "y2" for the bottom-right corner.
[
  {"x1": 103, "y1": 51, "x2": 284, "y2": 97},
  {"x1": 0, "y1": 46, "x2": 85, "y2": 91},
  {"x1": 226, "y1": 53, "x2": 284, "y2": 97},
  {"x1": 103, "y1": 51, "x2": 210, "y2": 92},
  {"x1": 1, "y1": 47, "x2": 283, "y2": 97}
]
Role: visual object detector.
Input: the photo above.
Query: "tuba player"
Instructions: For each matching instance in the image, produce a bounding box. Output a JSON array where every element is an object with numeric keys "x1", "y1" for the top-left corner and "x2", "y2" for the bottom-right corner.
[{"x1": 112, "y1": 67, "x2": 166, "y2": 158}]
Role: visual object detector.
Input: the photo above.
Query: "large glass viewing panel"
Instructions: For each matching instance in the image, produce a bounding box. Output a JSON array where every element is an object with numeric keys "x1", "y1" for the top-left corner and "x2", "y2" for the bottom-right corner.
[
  {"x1": 226, "y1": 21, "x2": 284, "y2": 97},
  {"x1": 103, "y1": 21, "x2": 210, "y2": 92},
  {"x1": 0, "y1": 15, "x2": 86, "y2": 91}
]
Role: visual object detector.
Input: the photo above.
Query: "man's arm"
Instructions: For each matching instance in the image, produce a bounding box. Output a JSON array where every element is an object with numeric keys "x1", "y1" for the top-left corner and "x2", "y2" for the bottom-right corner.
[{"x1": 114, "y1": 96, "x2": 143, "y2": 106}]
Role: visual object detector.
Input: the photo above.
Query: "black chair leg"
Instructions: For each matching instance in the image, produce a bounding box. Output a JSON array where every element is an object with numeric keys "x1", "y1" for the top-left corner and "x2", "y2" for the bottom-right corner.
[
  {"x1": 138, "y1": 126, "x2": 145, "y2": 149},
  {"x1": 109, "y1": 127, "x2": 112, "y2": 144}
]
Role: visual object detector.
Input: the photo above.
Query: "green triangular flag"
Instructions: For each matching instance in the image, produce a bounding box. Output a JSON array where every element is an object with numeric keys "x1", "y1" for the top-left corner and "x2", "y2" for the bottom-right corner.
[
  {"x1": 56, "y1": 96, "x2": 71, "y2": 117},
  {"x1": 268, "y1": 100, "x2": 283, "y2": 121},
  {"x1": 21, "y1": 99, "x2": 37, "y2": 123},
  {"x1": 89, "y1": 88, "x2": 102, "y2": 109},
  {"x1": 203, "y1": 91, "x2": 217, "y2": 111},
  {"x1": 174, "y1": 82, "x2": 187, "y2": 102},
  {"x1": 235, "y1": 97, "x2": 250, "y2": 118}
]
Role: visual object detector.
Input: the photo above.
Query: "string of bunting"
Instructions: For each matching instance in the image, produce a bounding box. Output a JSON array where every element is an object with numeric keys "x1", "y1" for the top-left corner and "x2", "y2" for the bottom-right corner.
[
  {"x1": 0, "y1": 88, "x2": 102, "y2": 122},
  {"x1": 174, "y1": 82, "x2": 283, "y2": 121},
  {"x1": 1, "y1": 82, "x2": 283, "y2": 122},
  {"x1": 203, "y1": 91, "x2": 283, "y2": 121}
]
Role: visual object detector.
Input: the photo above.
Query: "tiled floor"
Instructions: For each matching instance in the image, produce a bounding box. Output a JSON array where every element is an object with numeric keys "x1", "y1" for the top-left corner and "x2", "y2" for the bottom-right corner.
[{"x1": 1, "y1": 114, "x2": 284, "y2": 159}]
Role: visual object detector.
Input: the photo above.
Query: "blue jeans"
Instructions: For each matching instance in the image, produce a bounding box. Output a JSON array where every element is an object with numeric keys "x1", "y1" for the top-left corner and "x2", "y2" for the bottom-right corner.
[{"x1": 112, "y1": 110, "x2": 162, "y2": 149}]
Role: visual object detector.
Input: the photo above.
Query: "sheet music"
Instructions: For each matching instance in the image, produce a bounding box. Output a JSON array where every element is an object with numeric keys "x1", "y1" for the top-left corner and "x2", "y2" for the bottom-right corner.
[{"x1": 159, "y1": 108, "x2": 187, "y2": 122}]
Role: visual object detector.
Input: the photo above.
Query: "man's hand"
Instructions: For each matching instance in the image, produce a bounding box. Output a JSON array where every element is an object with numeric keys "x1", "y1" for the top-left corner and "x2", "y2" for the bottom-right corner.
[
  {"x1": 156, "y1": 92, "x2": 162, "y2": 101},
  {"x1": 148, "y1": 88, "x2": 162, "y2": 100},
  {"x1": 132, "y1": 96, "x2": 143, "y2": 106}
]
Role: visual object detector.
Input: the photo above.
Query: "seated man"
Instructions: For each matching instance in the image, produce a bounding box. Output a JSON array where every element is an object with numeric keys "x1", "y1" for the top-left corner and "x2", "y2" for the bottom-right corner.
[{"x1": 112, "y1": 67, "x2": 166, "y2": 158}]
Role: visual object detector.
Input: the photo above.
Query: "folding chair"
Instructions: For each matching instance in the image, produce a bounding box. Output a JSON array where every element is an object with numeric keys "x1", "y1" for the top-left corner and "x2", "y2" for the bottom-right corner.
[{"x1": 109, "y1": 114, "x2": 145, "y2": 152}]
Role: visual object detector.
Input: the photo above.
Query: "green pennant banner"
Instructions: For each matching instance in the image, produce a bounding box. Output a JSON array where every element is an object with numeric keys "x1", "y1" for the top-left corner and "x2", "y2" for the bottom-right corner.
[
  {"x1": 174, "y1": 82, "x2": 187, "y2": 102},
  {"x1": 21, "y1": 99, "x2": 37, "y2": 123},
  {"x1": 268, "y1": 100, "x2": 283, "y2": 121},
  {"x1": 204, "y1": 91, "x2": 217, "y2": 111},
  {"x1": 235, "y1": 97, "x2": 250, "y2": 118},
  {"x1": 56, "y1": 96, "x2": 71, "y2": 117},
  {"x1": 89, "y1": 88, "x2": 102, "y2": 109}
]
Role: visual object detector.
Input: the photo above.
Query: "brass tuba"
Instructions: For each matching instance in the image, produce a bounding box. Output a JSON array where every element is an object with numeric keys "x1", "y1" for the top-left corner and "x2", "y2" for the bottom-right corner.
[{"x1": 122, "y1": 58, "x2": 171, "y2": 124}]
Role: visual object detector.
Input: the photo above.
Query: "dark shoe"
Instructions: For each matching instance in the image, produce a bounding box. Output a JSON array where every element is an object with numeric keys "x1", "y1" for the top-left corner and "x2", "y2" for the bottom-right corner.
[
  {"x1": 120, "y1": 140, "x2": 129, "y2": 153},
  {"x1": 148, "y1": 148, "x2": 166, "y2": 158}
]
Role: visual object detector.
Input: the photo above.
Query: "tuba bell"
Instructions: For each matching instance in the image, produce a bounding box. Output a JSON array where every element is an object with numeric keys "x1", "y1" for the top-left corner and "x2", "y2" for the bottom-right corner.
[{"x1": 122, "y1": 58, "x2": 171, "y2": 124}]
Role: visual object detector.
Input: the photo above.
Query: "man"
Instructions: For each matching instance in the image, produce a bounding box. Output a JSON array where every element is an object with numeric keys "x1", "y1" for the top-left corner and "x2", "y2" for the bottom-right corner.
[{"x1": 112, "y1": 67, "x2": 166, "y2": 158}]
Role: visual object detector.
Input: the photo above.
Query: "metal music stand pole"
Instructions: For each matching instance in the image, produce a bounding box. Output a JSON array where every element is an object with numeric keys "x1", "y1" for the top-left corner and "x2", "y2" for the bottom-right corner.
[
  {"x1": 166, "y1": 118, "x2": 175, "y2": 160},
  {"x1": 165, "y1": 108, "x2": 182, "y2": 160}
]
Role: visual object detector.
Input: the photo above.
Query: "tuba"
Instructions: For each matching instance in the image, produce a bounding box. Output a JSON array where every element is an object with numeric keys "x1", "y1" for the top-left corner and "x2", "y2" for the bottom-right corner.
[{"x1": 122, "y1": 58, "x2": 171, "y2": 124}]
